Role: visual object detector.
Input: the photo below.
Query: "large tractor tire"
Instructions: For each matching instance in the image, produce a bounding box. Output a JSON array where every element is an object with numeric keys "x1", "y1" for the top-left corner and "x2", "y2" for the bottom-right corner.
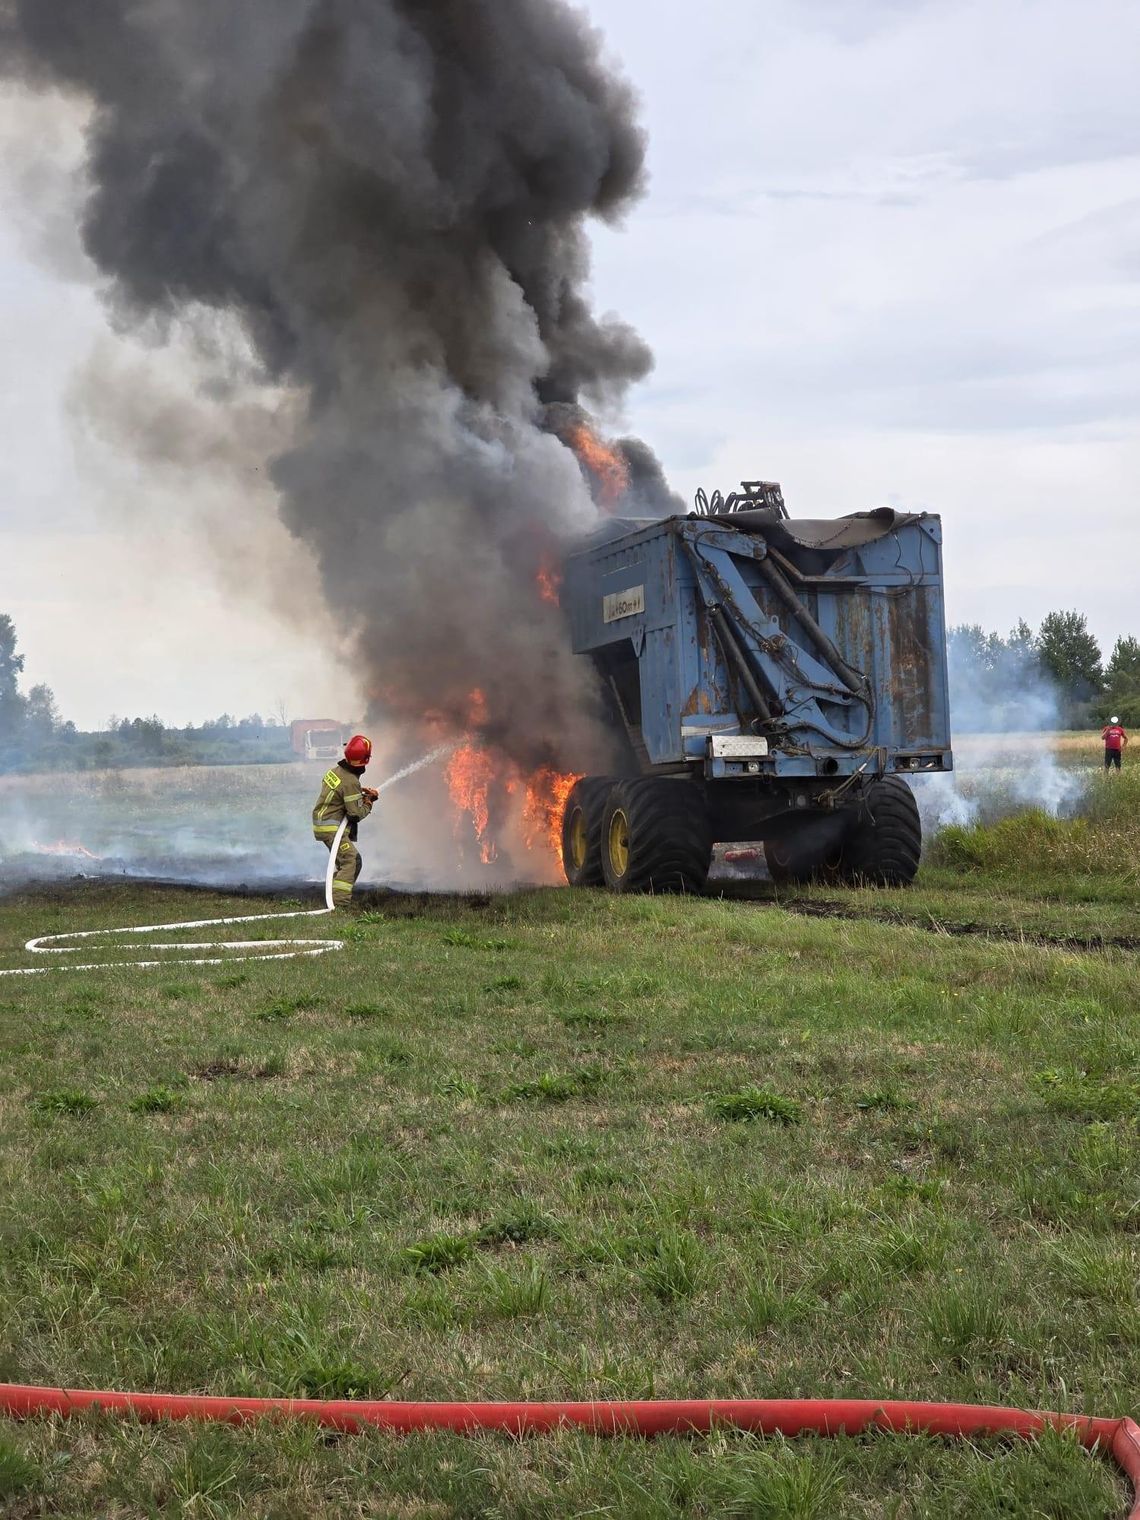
[
  {"x1": 600, "y1": 778, "x2": 713, "y2": 894},
  {"x1": 561, "y1": 776, "x2": 617, "y2": 887},
  {"x1": 841, "y1": 775, "x2": 922, "y2": 886}
]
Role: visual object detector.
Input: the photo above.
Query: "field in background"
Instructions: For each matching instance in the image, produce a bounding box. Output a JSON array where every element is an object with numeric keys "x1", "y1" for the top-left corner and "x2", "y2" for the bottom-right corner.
[
  {"x1": 0, "y1": 762, "x2": 322, "y2": 863},
  {"x1": 0, "y1": 757, "x2": 564, "y2": 891},
  {"x1": 1, "y1": 784, "x2": 1138, "y2": 1517},
  {"x1": 954, "y1": 731, "x2": 1101, "y2": 763},
  {"x1": 0, "y1": 729, "x2": 1123, "y2": 892}
]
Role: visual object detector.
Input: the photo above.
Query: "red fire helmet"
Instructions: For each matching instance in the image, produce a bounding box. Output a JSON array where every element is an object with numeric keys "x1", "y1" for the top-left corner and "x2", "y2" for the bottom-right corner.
[{"x1": 344, "y1": 734, "x2": 372, "y2": 766}]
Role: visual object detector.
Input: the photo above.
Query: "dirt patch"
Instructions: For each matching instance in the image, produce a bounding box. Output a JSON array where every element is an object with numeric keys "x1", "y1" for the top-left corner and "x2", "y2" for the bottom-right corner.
[
  {"x1": 192, "y1": 1060, "x2": 277, "y2": 1083},
  {"x1": 774, "y1": 897, "x2": 1140, "y2": 953}
]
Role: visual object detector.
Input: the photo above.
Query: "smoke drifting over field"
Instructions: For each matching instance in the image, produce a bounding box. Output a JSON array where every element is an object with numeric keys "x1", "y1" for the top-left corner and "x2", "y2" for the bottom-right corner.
[
  {"x1": 2, "y1": 0, "x2": 667, "y2": 770},
  {"x1": 914, "y1": 642, "x2": 1084, "y2": 832},
  {"x1": 0, "y1": 753, "x2": 572, "y2": 895}
]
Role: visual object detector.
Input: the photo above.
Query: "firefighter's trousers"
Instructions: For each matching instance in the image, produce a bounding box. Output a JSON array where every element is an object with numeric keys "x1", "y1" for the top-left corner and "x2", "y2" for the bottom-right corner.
[{"x1": 317, "y1": 830, "x2": 363, "y2": 905}]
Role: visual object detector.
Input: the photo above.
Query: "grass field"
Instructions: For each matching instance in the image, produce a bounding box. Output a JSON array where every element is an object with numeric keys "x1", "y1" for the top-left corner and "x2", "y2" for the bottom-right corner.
[
  {"x1": 0, "y1": 757, "x2": 556, "y2": 891},
  {"x1": 0, "y1": 756, "x2": 1137, "y2": 1516},
  {"x1": 0, "y1": 762, "x2": 327, "y2": 884}
]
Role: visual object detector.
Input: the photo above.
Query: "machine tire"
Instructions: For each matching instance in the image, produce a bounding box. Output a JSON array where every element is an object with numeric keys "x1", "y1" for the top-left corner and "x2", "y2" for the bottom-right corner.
[
  {"x1": 842, "y1": 775, "x2": 922, "y2": 886},
  {"x1": 561, "y1": 776, "x2": 616, "y2": 887},
  {"x1": 600, "y1": 778, "x2": 713, "y2": 894}
]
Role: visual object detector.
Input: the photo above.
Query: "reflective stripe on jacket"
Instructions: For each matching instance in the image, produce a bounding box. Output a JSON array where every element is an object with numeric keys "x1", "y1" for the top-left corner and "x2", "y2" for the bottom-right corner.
[{"x1": 312, "y1": 762, "x2": 373, "y2": 833}]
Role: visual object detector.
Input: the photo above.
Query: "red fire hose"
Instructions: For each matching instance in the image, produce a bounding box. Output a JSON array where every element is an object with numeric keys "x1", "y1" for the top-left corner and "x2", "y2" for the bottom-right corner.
[{"x1": 2, "y1": 1386, "x2": 1137, "y2": 1515}]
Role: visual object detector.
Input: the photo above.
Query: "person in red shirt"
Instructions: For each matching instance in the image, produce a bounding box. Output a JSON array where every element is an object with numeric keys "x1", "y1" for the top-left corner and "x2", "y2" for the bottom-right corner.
[{"x1": 1101, "y1": 716, "x2": 1128, "y2": 770}]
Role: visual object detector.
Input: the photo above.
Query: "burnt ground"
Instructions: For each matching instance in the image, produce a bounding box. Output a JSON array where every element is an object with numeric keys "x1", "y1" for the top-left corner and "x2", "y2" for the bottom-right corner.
[{"x1": 713, "y1": 881, "x2": 1140, "y2": 952}]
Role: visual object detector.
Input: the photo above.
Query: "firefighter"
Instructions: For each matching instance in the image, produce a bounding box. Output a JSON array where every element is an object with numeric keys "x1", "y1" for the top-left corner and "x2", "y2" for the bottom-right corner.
[
  {"x1": 312, "y1": 734, "x2": 379, "y2": 905},
  {"x1": 1101, "y1": 715, "x2": 1128, "y2": 771}
]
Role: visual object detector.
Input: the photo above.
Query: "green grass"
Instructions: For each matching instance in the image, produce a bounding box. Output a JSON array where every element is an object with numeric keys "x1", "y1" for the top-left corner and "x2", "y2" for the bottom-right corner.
[
  {"x1": 928, "y1": 765, "x2": 1140, "y2": 890},
  {"x1": 710, "y1": 1085, "x2": 804, "y2": 1124},
  {"x1": 741, "y1": 765, "x2": 1140, "y2": 951},
  {"x1": 0, "y1": 875, "x2": 1136, "y2": 1516},
  {"x1": 127, "y1": 1083, "x2": 183, "y2": 1115}
]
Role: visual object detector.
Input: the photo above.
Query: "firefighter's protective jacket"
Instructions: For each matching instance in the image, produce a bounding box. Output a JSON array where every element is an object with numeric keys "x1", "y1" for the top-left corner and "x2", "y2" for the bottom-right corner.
[{"x1": 312, "y1": 762, "x2": 373, "y2": 842}]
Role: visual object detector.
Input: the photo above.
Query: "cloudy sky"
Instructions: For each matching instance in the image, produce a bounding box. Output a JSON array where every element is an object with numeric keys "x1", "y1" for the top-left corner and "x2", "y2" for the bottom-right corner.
[{"x1": 1, "y1": 0, "x2": 1138, "y2": 728}]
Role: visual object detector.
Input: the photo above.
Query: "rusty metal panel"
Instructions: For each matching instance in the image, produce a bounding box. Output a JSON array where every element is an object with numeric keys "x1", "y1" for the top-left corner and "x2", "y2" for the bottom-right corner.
[{"x1": 562, "y1": 509, "x2": 951, "y2": 776}]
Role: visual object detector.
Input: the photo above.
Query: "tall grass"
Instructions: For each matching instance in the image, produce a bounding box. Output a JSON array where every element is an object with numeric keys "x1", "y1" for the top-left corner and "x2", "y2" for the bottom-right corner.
[{"x1": 930, "y1": 769, "x2": 1140, "y2": 882}]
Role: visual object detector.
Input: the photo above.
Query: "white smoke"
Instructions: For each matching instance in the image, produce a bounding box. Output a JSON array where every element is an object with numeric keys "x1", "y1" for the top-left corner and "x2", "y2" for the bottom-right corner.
[
  {"x1": 1009, "y1": 749, "x2": 1084, "y2": 815},
  {"x1": 913, "y1": 632, "x2": 1085, "y2": 837},
  {"x1": 0, "y1": 743, "x2": 567, "y2": 895},
  {"x1": 915, "y1": 771, "x2": 979, "y2": 829}
]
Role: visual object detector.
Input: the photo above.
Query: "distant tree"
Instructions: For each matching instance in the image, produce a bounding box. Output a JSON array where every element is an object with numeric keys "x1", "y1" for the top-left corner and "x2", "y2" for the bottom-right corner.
[
  {"x1": 1006, "y1": 618, "x2": 1038, "y2": 667},
  {"x1": 1036, "y1": 611, "x2": 1103, "y2": 720},
  {"x1": 946, "y1": 620, "x2": 1049, "y2": 730},
  {"x1": 23, "y1": 684, "x2": 61, "y2": 746},
  {"x1": 948, "y1": 623, "x2": 1002, "y2": 676},
  {"x1": 1103, "y1": 635, "x2": 1140, "y2": 724},
  {"x1": 1105, "y1": 635, "x2": 1140, "y2": 689},
  {"x1": 118, "y1": 715, "x2": 167, "y2": 758},
  {"x1": 0, "y1": 613, "x2": 27, "y2": 746}
]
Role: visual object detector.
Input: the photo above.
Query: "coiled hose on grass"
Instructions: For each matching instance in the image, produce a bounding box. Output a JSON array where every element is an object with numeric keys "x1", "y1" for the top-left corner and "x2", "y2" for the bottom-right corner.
[
  {"x1": 0, "y1": 1387, "x2": 1136, "y2": 1515},
  {"x1": 0, "y1": 820, "x2": 349, "y2": 977},
  {"x1": 2, "y1": 743, "x2": 460, "y2": 978}
]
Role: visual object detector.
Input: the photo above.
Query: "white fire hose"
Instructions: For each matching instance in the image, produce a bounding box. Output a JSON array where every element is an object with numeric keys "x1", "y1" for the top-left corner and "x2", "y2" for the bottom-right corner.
[
  {"x1": 0, "y1": 819, "x2": 349, "y2": 978},
  {"x1": 1, "y1": 742, "x2": 460, "y2": 979}
]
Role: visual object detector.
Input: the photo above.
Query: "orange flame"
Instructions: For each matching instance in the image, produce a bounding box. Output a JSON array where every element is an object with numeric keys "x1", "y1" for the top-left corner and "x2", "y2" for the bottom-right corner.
[
  {"x1": 567, "y1": 421, "x2": 630, "y2": 506},
  {"x1": 445, "y1": 740, "x2": 498, "y2": 863},
  {"x1": 522, "y1": 767, "x2": 581, "y2": 864},
  {"x1": 443, "y1": 692, "x2": 579, "y2": 869},
  {"x1": 32, "y1": 840, "x2": 97, "y2": 858},
  {"x1": 536, "y1": 561, "x2": 562, "y2": 606}
]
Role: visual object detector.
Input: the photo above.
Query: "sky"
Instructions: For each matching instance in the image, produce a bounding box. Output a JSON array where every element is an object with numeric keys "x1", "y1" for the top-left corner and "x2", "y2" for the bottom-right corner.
[{"x1": 1, "y1": 0, "x2": 1138, "y2": 728}]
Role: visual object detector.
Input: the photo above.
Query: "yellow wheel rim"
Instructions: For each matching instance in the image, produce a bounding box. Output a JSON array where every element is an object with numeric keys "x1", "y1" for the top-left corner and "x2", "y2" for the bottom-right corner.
[
  {"x1": 569, "y1": 809, "x2": 588, "y2": 871},
  {"x1": 607, "y1": 808, "x2": 630, "y2": 877}
]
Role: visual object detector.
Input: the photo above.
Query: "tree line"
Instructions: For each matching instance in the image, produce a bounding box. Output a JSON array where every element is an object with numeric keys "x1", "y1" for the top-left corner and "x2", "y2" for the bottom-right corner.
[
  {"x1": 948, "y1": 610, "x2": 1138, "y2": 731},
  {"x1": 0, "y1": 614, "x2": 299, "y2": 772}
]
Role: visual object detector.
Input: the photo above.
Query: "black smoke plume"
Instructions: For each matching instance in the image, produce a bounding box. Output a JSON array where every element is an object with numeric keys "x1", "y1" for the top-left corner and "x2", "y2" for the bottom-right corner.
[{"x1": 2, "y1": 0, "x2": 668, "y2": 767}]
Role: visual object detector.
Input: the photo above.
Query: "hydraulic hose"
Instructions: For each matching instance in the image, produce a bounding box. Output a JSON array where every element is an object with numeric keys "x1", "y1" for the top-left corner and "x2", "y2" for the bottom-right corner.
[
  {"x1": 708, "y1": 604, "x2": 774, "y2": 726},
  {"x1": 753, "y1": 552, "x2": 868, "y2": 700},
  {"x1": 681, "y1": 532, "x2": 872, "y2": 749},
  {"x1": 0, "y1": 1387, "x2": 1136, "y2": 1514}
]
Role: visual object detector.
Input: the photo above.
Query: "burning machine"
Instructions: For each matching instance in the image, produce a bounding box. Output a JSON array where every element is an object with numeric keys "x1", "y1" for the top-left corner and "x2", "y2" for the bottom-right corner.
[{"x1": 559, "y1": 484, "x2": 952, "y2": 891}]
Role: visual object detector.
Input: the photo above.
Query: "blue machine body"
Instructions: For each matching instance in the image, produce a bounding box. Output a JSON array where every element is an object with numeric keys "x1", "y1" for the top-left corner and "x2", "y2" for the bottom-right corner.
[{"x1": 563, "y1": 508, "x2": 952, "y2": 784}]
